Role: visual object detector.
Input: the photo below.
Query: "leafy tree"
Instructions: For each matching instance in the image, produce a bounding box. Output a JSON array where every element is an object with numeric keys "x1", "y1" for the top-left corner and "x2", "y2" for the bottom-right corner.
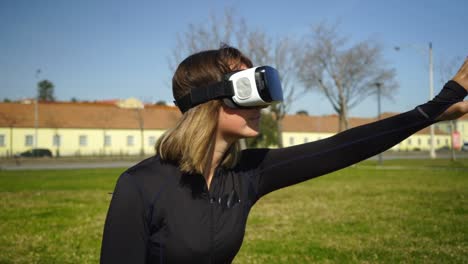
[
  {"x1": 246, "y1": 111, "x2": 278, "y2": 148},
  {"x1": 37, "y1": 79, "x2": 55, "y2": 101}
]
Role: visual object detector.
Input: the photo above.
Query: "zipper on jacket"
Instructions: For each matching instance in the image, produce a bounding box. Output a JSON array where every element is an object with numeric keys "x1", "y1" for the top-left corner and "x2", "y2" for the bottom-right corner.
[
  {"x1": 209, "y1": 167, "x2": 221, "y2": 264},
  {"x1": 209, "y1": 195, "x2": 214, "y2": 264}
]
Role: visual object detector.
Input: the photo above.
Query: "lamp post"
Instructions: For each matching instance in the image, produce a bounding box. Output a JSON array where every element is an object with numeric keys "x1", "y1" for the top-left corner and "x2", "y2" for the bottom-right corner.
[
  {"x1": 34, "y1": 98, "x2": 38, "y2": 149},
  {"x1": 428, "y1": 42, "x2": 436, "y2": 159},
  {"x1": 375, "y1": 82, "x2": 383, "y2": 165},
  {"x1": 395, "y1": 42, "x2": 436, "y2": 159},
  {"x1": 34, "y1": 69, "x2": 40, "y2": 150}
]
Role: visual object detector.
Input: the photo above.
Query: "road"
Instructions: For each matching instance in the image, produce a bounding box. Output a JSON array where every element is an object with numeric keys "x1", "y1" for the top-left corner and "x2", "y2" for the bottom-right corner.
[{"x1": 1, "y1": 152, "x2": 467, "y2": 170}]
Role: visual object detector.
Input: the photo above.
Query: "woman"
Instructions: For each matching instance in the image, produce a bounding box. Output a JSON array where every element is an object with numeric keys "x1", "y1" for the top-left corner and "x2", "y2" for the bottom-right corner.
[{"x1": 101, "y1": 46, "x2": 468, "y2": 263}]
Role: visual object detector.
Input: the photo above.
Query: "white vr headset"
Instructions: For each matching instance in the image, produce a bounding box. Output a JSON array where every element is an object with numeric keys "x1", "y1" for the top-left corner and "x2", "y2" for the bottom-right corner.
[{"x1": 174, "y1": 66, "x2": 283, "y2": 113}]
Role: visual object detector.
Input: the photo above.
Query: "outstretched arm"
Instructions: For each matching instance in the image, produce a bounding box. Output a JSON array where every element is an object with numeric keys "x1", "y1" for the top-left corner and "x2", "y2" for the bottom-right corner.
[
  {"x1": 436, "y1": 58, "x2": 468, "y2": 121},
  {"x1": 246, "y1": 59, "x2": 468, "y2": 200}
]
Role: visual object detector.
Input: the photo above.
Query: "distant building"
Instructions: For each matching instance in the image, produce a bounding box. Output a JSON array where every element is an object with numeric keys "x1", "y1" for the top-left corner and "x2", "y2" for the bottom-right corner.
[
  {"x1": 0, "y1": 100, "x2": 466, "y2": 157},
  {"x1": 281, "y1": 113, "x2": 467, "y2": 151},
  {"x1": 0, "y1": 100, "x2": 181, "y2": 157}
]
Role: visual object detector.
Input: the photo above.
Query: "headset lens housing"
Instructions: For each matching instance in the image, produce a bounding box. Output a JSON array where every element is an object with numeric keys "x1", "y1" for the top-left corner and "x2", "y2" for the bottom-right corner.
[{"x1": 255, "y1": 66, "x2": 283, "y2": 103}]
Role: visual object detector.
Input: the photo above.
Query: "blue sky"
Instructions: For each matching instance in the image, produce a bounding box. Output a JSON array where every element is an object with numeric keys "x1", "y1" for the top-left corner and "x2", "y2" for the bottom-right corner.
[{"x1": 1, "y1": 0, "x2": 467, "y2": 117}]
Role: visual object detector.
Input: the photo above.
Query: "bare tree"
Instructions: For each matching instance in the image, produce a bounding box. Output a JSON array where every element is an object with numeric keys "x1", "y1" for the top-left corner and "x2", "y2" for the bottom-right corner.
[
  {"x1": 439, "y1": 56, "x2": 463, "y2": 86},
  {"x1": 298, "y1": 23, "x2": 398, "y2": 131},
  {"x1": 169, "y1": 9, "x2": 243, "y2": 70},
  {"x1": 169, "y1": 10, "x2": 305, "y2": 147},
  {"x1": 244, "y1": 32, "x2": 305, "y2": 147}
]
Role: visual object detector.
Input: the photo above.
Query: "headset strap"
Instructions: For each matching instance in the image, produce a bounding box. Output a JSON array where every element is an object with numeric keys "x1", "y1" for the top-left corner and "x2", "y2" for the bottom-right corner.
[{"x1": 174, "y1": 80, "x2": 234, "y2": 113}]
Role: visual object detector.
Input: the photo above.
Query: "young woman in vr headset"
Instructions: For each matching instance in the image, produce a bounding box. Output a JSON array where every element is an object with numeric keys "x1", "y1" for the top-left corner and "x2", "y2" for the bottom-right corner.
[{"x1": 101, "y1": 46, "x2": 468, "y2": 263}]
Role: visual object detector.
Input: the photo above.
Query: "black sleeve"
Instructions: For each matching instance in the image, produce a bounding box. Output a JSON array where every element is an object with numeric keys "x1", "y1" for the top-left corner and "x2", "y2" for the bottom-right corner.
[
  {"x1": 100, "y1": 172, "x2": 150, "y2": 264},
  {"x1": 247, "y1": 81, "x2": 467, "y2": 199}
]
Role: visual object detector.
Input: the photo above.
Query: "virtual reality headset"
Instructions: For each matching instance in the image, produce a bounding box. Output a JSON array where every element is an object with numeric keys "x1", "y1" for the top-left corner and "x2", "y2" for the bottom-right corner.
[{"x1": 174, "y1": 66, "x2": 283, "y2": 113}]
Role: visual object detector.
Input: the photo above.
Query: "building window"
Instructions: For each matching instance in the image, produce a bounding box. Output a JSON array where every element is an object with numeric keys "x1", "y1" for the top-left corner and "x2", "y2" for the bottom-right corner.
[
  {"x1": 436, "y1": 139, "x2": 440, "y2": 145},
  {"x1": 53, "y1": 134, "x2": 61, "y2": 147},
  {"x1": 25, "y1": 135, "x2": 33, "y2": 146},
  {"x1": 427, "y1": 138, "x2": 431, "y2": 145},
  {"x1": 104, "y1": 135, "x2": 111, "y2": 146},
  {"x1": 79, "y1": 135, "x2": 87, "y2": 146},
  {"x1": 127, "y1": 135, "x2": 134, "y2": 146},
  {"x1": 445, "y1": 138, "x2": 449, "y2": 145},
  {"x1": 0, "y1": 134, "x2": 5, "y2": 146},
  {"x1": 417, "y1": 138, "x2": 421, "y2": 146},
  {"x1": 408, "y1": 139, "x2": 412, "y2": 145},
  {"x1": 148, "y1": 136, "x2": 156, "y2": 146},
  {"x1": 289, "y1": 137, "x2": 294, "y2": 146}
]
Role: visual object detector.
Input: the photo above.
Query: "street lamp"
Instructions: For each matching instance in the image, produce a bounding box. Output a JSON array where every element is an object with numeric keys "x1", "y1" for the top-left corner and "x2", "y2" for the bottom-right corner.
[
  {"x1": 375, "y1": 82, "x2": 383, "y2": 165},
  {"x1": 34, "y1": 69, "x2": 41, "y2": 150},
  {"x1": 394, "y1": 42, "x2": 436, "y2": 159}
]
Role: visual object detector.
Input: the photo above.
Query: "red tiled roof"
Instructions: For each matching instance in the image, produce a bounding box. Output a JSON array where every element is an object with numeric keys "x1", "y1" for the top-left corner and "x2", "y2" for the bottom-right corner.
[
  {"x1": 281, "y1": 112, "x2": 449, "y2": 135},
  {"x1": 0, "y1": 102, "x2": 456, "y2": 135},
  {"x1": 0, "y1": 101, "x2": 181, "y2": 129}
]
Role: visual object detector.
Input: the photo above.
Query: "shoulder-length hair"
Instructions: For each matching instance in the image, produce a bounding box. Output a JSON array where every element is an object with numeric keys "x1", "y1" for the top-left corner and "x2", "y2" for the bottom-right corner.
[{"x1": 156, "y1": 45, "x2": 253, "y2": 175}]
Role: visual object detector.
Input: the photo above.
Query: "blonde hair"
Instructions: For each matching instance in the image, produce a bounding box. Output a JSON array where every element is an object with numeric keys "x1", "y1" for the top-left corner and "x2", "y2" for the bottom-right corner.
[{"x1": 156, "y1": 46, "x2": 252, "y2": 175}]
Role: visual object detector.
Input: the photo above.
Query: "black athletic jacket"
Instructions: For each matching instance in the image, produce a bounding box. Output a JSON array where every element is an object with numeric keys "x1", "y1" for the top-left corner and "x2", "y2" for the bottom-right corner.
[{"x1": 100, "y1": 81, "x2": 466, "y2": 264}]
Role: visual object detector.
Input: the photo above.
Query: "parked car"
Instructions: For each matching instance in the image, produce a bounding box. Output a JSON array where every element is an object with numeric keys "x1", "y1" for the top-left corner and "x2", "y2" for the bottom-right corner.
[
  {"x1": 436, "y1": 146, "x2": 450, "y2": 152},
  {"x1": 462, "y1": 143, "x2": 468, "y2": 152},
  {"x1": 15, "y1": 148, "x2": 53, "y2": 158}
]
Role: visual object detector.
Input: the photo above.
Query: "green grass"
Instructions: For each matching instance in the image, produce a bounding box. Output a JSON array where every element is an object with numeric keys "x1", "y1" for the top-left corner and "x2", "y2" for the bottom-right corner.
[
  {"x1": 0, "y1": 160, "x2": 467, "y2": 263},
  {"x1": 0, "y1": 169, "x2": 124, "y2": 264}
]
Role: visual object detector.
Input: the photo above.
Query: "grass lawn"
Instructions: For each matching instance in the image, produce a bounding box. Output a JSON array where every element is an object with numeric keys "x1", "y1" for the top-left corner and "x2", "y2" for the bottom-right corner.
[{"x1": 0, "y1": 159, "x2": 467, "y2": 263}]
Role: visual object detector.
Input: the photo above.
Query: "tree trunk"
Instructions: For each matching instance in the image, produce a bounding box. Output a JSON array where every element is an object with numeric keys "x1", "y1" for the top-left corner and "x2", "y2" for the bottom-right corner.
[
  {"x1": 338, "y1": 102, "x2": 349, "y2": 132},
  {"x1": 277, "y1": 120, "x2": 284, "y2": 148}
]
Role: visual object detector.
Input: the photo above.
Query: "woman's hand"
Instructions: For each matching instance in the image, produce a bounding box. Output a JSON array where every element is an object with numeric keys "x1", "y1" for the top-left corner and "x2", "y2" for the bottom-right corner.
[{"x1": 436, "y1": 57, "x2": 468, "y2": 121}]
